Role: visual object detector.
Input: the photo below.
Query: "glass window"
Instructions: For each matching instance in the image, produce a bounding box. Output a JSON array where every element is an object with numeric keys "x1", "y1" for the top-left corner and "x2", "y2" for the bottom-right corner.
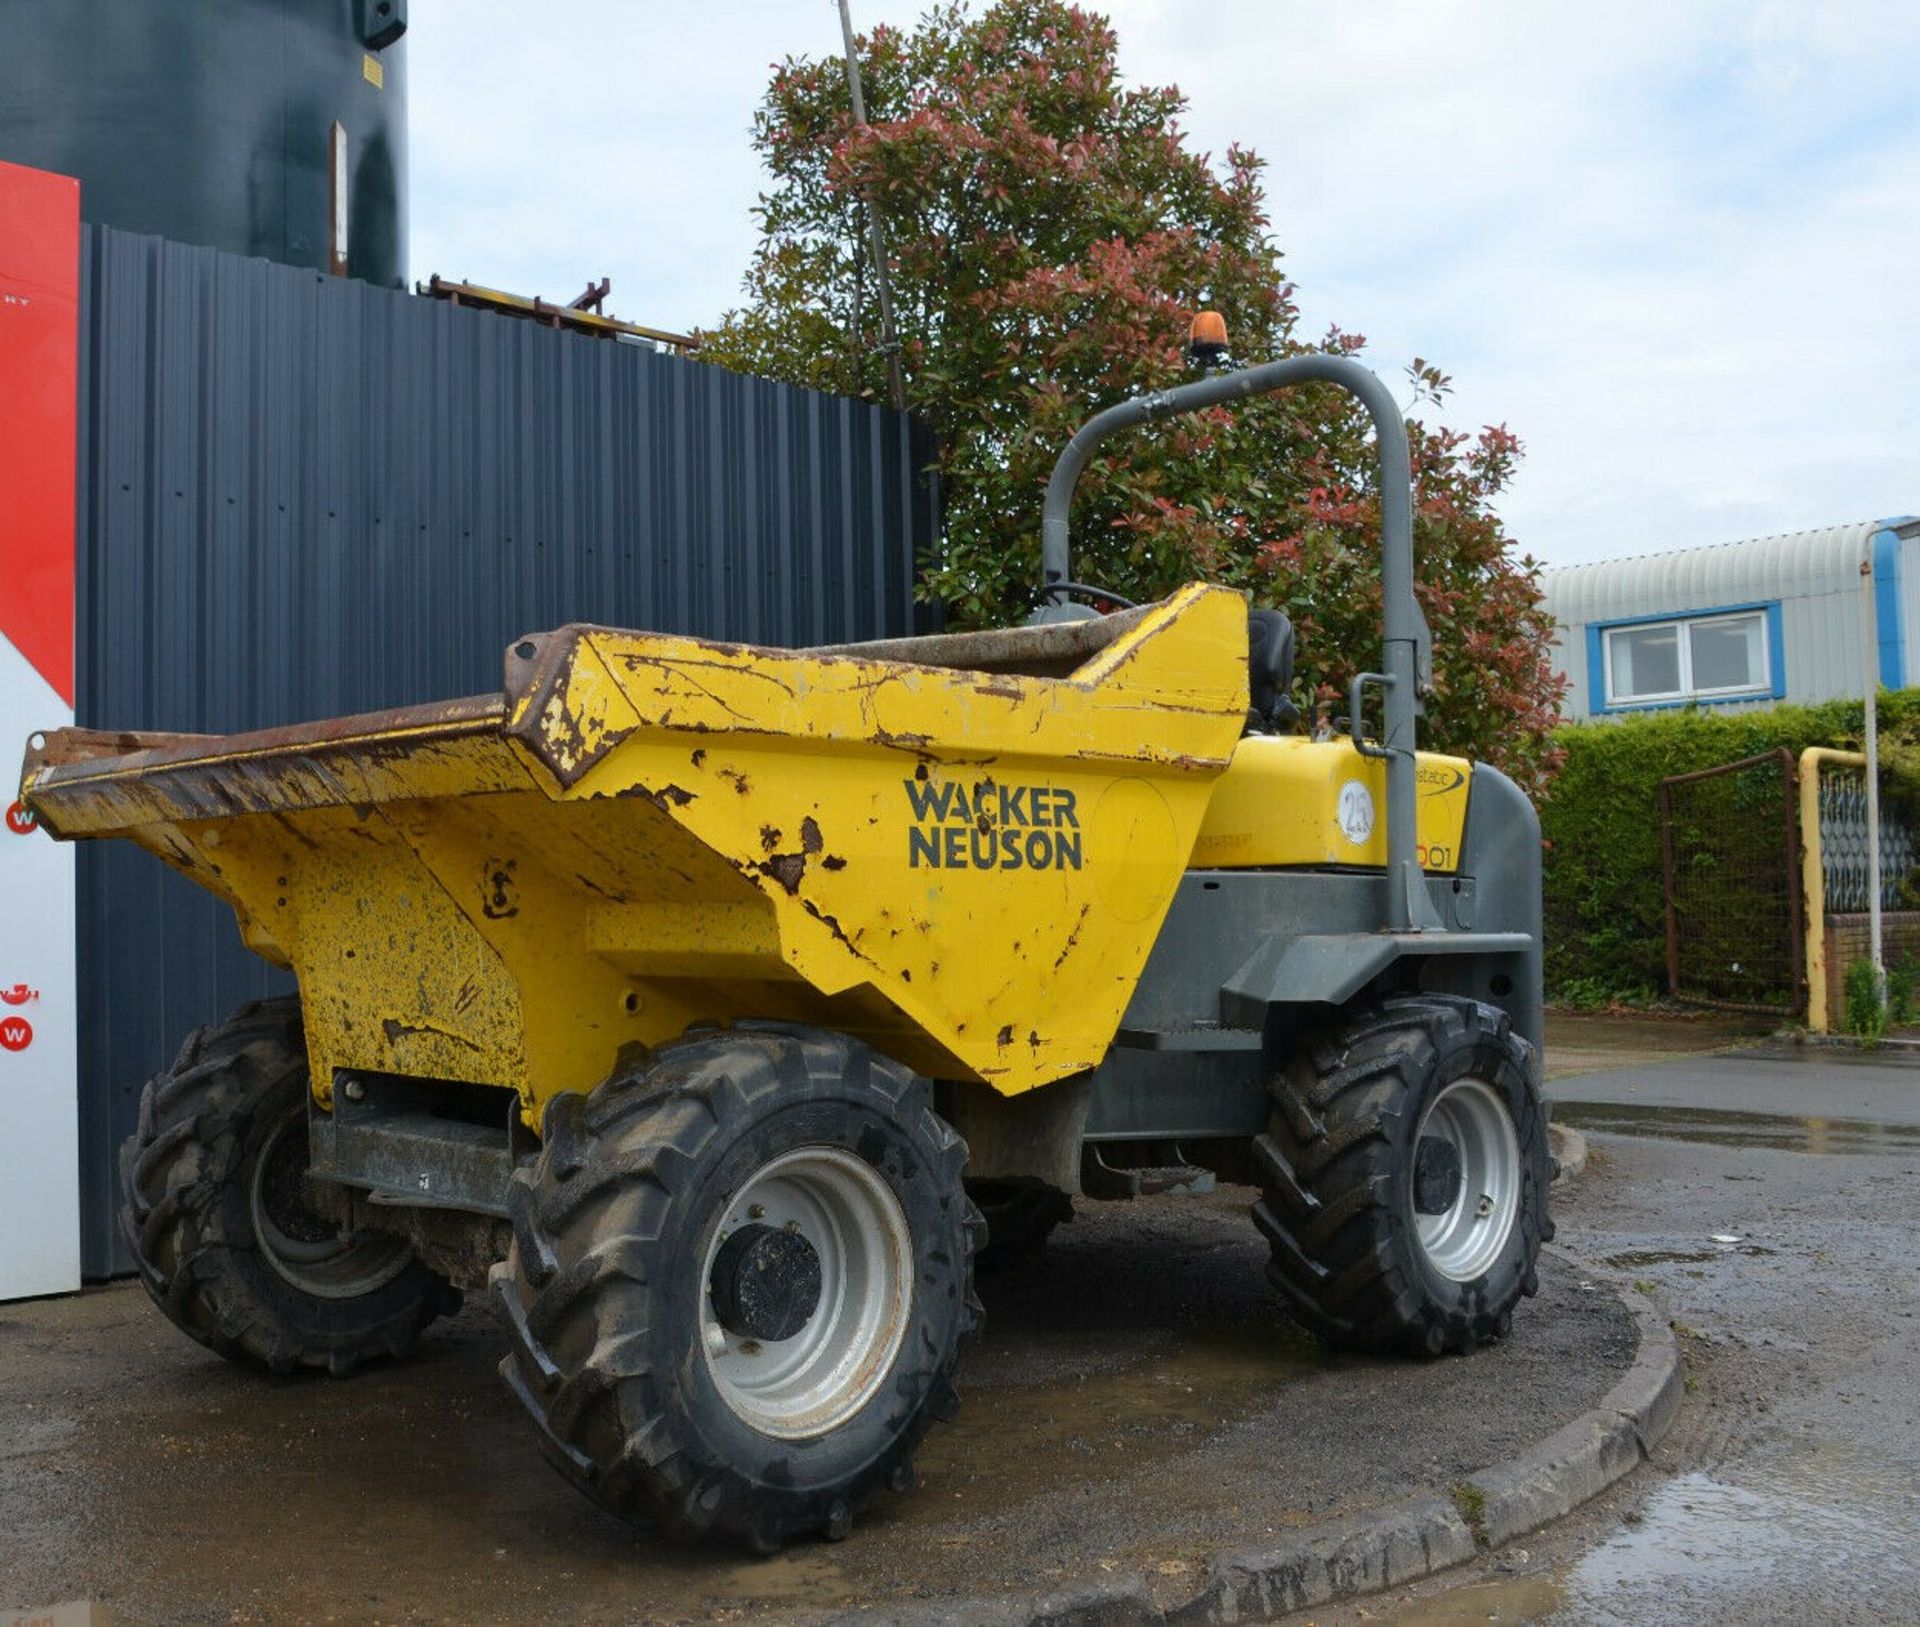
[
  {"x1": 1609, "y1": 624, "x2": 1682, "y2": 699},
  {"x1": 1603, "y1": 610, "x2": 1768, "y2": 707},
  {"x1": 1690, "y1": 615, "x2": 1763, "y2": 692}
]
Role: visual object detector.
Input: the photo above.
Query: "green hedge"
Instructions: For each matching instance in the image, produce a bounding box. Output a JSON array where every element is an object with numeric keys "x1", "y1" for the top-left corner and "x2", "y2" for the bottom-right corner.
[{"x1": 1540, "y1": 691, "x2": 1920, "y2": 1002}]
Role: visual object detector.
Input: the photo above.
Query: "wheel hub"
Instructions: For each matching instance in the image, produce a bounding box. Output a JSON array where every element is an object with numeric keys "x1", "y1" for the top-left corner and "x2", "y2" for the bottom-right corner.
[
  {"x1": 709, "y1": 1222, "x2": 824, "y2": 1342},
  {"x1": 1412, "y1": 1134, "x2": 1464, "y2": 1215},
  {"x1": 699, "y1": 1145, "x2": 914, "y2": 1440},
  {"x1": 249, "y1": 1106, "x2": 413, "y2": 1300}
]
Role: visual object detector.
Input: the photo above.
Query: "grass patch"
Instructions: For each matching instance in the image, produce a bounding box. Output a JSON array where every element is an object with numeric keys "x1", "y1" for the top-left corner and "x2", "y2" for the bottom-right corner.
[
  {"x1": 1846, "y1": 958, "x2": 1888, "y2": 1047},
  {"x1": 1669, "y1": 1318, "x2": 1710, "y2": 1400},
  {"x1": 1450, "y1": 1481, "x2": 1489, "y2": 1546}
]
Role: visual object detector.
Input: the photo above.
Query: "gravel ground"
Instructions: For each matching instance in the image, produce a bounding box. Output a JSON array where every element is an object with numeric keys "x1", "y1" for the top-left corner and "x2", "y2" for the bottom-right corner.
[{"x1": 0, "y1": 1180, "x2": 1631, "y2": 1625}]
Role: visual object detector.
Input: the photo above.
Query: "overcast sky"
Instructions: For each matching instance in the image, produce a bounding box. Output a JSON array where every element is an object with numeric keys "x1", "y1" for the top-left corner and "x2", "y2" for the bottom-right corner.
[{"x1": 410, "y1": 1, "x2": 1917, "y2": 569}]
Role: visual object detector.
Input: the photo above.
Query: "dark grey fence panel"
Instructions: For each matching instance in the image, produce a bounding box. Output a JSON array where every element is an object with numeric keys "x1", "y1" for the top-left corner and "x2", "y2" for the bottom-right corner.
[{"x1": 72, "y1": 225, "x2": 937, "y2": 1274}]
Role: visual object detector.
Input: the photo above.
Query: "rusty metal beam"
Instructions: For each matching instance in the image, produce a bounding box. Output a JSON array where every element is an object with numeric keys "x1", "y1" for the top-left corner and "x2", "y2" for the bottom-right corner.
[{"x1": 420, "y1": 275, "x2": 698, "y2": 351}]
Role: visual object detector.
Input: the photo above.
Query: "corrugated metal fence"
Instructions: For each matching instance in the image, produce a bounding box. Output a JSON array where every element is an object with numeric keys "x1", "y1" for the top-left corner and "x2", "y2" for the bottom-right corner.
[{"x1": 73, "y1": 225, "x2": 938, "y2": 1274}]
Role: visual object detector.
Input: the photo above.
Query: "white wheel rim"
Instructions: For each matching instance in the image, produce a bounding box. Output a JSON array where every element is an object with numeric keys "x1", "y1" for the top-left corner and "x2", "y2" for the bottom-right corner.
[
  {"x1": 699, "y1": 1146, "x2": 913, "y2": 1440},
  {"x1": 1412, "y1": 1078, "x2": 1522, "y2": 1283}
]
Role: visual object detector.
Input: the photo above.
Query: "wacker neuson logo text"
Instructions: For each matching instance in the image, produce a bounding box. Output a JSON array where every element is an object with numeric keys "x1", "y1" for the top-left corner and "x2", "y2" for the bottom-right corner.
[{"x1": 904, "y1": 778, "x2": 1083, "y2": 871}]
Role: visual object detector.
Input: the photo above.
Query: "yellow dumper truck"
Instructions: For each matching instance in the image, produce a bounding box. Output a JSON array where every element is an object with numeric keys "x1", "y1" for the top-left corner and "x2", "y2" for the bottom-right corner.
[{"x1": 20, "y1": 352, "x2": 1551, "y2": 1551}]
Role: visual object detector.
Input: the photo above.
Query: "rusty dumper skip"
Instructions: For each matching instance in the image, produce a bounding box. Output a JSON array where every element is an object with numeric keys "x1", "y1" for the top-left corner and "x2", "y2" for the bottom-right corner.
[{"x1": 20, "y1": 353, "x2": 1552, "y2": 1550}]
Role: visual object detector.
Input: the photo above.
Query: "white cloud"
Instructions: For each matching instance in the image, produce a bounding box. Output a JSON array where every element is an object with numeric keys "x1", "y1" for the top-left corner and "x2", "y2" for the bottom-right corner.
[
  {"x1": 408, "y1": 1, "x2": 1920, "y2": 566},
  {"x1": 407, "y1": 2, "x2": 832, "y2": 331}
]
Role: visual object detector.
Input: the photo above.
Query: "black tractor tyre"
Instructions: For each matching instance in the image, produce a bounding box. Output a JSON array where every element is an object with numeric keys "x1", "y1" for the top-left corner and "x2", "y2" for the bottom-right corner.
[
  {"x1": 1253, "y1": 994, "x2": 1551, "y2": 1356},
  {"x1": 967, "y1": 1179, "x2": 1073, "y2": 1269},
  {"x1": 118, "y1": 996, "x2": 460, "y2": 1376},
  {"x1": 493, "y1": 1025, "x2": 983, "y2": 1552}
]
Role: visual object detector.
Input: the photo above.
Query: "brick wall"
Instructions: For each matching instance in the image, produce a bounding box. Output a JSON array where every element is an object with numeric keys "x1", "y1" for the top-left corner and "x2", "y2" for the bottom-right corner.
[{"x1": 1822, "y1": 911, "x2": 1920, "y2": 1021}]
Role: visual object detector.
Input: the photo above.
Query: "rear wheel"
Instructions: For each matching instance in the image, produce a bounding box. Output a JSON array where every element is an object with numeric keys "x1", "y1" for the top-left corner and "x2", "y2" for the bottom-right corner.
[
  {"x1": 493, "y1": 1025, "x2": 982, "y2": 1550},
  {"x1": 119, "y1": 997, "x2": 459, "y2": 1375},
  {"x1": 1253, "y1": 995, "x2": 1550, "y2": 1355}
]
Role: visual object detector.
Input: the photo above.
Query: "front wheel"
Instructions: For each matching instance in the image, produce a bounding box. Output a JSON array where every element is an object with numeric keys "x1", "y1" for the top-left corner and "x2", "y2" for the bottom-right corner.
[
  {"x1": 1253, "y1": 995, "x2": 1551, "y2": 1355},
  {"x1": 493, "y1": 1025, "x2": 982, "y2": 1551}
]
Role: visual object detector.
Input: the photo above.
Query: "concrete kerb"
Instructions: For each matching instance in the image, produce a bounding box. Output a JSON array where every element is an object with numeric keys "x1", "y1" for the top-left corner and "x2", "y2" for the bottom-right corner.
[
  {"x1": 1549, "y1": 1123, "x2": 1588, "y2": 1184},
  {"x1": 839, "y1": 1269, "x2": 1680, "y2": 1627},
  {"x1": 1460, "y1": 1278, "x2": 1682, "y2": 1550},
  {"x1": 1778, "y1": 1029, "x2": 1920, "y2": 1055}
]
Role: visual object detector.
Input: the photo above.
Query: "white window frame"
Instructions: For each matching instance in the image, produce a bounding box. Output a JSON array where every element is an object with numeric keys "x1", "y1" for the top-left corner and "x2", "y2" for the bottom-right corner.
[{"x1": 1602, "y1": 609, "x2": 1771, "y2": 707}]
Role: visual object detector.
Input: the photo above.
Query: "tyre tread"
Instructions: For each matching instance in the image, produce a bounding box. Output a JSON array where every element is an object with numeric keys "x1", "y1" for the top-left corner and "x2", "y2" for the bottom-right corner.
[
  {"x1": 1255, "y1": 994, "x2": 1549, "y2": 1355},
  {"x1": 117, "y1": 995, "x2": 455, "y2": 1374},
  {"x1": 494, "y1": 1026, "x2": 980, "y2": 1549}
]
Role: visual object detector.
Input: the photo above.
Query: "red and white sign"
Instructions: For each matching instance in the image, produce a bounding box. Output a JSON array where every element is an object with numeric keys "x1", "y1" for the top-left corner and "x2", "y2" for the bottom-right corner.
[{"x1": 0, "y1": 159, "x2": 81, "y2": 1299}]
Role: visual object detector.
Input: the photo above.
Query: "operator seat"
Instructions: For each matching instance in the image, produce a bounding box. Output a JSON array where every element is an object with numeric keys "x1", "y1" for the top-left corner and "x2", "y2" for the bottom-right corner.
[{"x1": 1247, "y1": 607, "x2": 1300, "y2": 732}]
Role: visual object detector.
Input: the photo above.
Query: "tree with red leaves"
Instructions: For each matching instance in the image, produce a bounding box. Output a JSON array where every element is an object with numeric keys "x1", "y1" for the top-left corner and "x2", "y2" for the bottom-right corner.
[{"x1": 701, "y1": 0, "x2": 1565, "y2": 793}]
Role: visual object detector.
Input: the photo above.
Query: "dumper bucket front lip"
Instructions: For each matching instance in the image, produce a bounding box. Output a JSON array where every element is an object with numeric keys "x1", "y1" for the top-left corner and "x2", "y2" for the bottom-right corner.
[
  {"x1": 20, "y1": 694, "x2": 510, "y2": 837},
  {"x1": 19, "y1": 600, "x2": 1179, "y2": 831}
]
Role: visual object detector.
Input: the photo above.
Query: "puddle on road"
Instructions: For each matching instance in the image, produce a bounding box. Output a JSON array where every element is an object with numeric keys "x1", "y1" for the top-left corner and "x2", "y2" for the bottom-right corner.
[
  {"x1": 1554, "y1": 1100, "x2": 1920, "y2": 1156},
  {"x1": 1385, "y1": 1569, "x2": 1569, "y2": 1624},
  {"x1": 1388, "y1": 1447, "x2": 1920, "y2": 1625},
  {"x1": 1559, "y1": 1456, "x2": 1920, "y2": 1622},
  {"x1": 1603, "y1": 1243, "x2": 1776, "y2": 1269},
  {"x1": 708, "y1": 1550, "x2": 846, "y2": 1602}
]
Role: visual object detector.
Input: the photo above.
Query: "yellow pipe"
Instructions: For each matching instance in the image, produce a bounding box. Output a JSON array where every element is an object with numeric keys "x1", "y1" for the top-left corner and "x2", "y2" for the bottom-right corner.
[{"x1": 1800, "y1": 747, "x2": 1867, "y2": 1033}]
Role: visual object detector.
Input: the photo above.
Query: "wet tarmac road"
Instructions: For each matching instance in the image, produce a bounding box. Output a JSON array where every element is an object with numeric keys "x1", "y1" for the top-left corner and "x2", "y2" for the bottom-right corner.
[
  {"x1": 1302, "y1": 1041, "x2": 1920, "y2": 1626},
  {"x1": 0, "y1": 1183, "x2": 1632, "y2": 1624}
]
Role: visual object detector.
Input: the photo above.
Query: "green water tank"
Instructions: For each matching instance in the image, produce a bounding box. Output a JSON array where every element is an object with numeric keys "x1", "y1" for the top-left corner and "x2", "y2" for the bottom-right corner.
[{"x1": 0, "y1": 0, "x2": 409, "y2": 286}]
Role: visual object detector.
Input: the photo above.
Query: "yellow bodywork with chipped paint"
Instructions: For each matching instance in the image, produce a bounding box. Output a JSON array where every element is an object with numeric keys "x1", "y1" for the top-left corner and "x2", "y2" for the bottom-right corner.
[
  {"x1": 19, "y1": 582, "x2": 1480, "y2": 1127},
  {"x1": 23, "y1": 586, "x2": 1242, "y2": 1118}
]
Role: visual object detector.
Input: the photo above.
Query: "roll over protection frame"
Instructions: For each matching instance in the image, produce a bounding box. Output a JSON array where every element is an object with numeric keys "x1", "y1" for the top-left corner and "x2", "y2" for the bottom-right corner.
[{"x1": 1039, "y1": 354, "x2": 1442, "y2": 931}]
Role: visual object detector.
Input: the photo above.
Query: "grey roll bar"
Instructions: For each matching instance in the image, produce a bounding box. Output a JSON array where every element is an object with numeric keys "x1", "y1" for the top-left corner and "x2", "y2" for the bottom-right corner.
[{"x1": 1039, "y1": 354, "x2": 1442, "y2": 931}]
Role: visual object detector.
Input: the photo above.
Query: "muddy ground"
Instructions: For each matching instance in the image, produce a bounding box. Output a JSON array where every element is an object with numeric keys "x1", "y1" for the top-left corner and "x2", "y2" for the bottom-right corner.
[
  {"x1": 5, "y1": 1010, "x2": 1828, "y2": 1625},
  {"x1": 1, "y1": 1185, "x2": 1630, "y2": 1623}
]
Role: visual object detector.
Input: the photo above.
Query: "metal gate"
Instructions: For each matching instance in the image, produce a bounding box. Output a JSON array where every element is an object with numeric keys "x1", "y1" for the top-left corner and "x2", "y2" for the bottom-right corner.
[{"x1": 1659, "y1": 748, "x2": 1804, "y2": 1013}]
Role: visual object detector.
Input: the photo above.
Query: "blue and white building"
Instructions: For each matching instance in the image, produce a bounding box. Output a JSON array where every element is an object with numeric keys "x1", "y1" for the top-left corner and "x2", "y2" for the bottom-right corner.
[{"x1": 1541, "y1": 518, "x2": 1920, "y2": 721}]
